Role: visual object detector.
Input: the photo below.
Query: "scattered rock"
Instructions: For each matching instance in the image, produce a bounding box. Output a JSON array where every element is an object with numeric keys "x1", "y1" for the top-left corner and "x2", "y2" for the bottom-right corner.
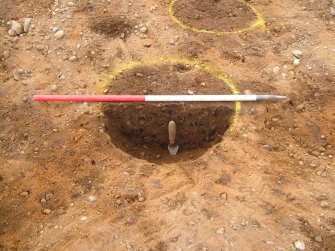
[
  {"x1": 88, "y1": 195, "x2": 96, "y2": 202},
  {"x1": 52, "y1": 27, "x2": 58, "y2": 33},
  {"x1": 273, "y1": 66, "x2": 280, "y2": 74},
  {"x1": 139, "y1": 27, "x2": 147, "y2": 33},
  {"x1": 266, "y1": 240, "x2": 274, "y2": 245},
  {"x1": 187, "y1": 90, "x2": 194, "y2": 95},
  {"x1": 23, "y1": 17, "x2": 33, "y2": 33},
  {"x1": 10, "y1": 21, "x2": 23, "y2": 36},
  {"x1": 59, "y1": 74, "x2": 66, "y2": 80},
  {"x1": 8, "y1": 29, "x2": 16, "y2": 37},
  {"x1": 40, "y1": 198, "x2": 47, "y2": 204},
  {"x1": 320, "y1": 200, "x2": 329, "y2": 208},
  {"x1": 45, "y1": 192, "x2": 53, "y2": 201},
  {"x1": 314, "y1": 236, "x2": 323, "y2": 243},
  {"x1": 200, "y1": 82, "x2": 206, "y2": 87},
  {"x1": 51, "y1": 84, "x2": 58, "y2": 91},
  {"x1": 36, "y1": 45, "x2": 44, "y2": 51},
  {"x1": 296, "y1": 103, "x2": 305, "y2": 112},
  {"x1": 80, "y1": 216, "x2": 87, "y2": 221},
  {"x1": 293, "y1": 50, "x2": 303, "y2": 59},
  {"x1": 293, "y1": 58, "x2": 300, "y2": 65},
  {"x1": 144, "y1": 41, "x2": 151, "y2": 47},
  {"x1": 69, "y1": 55, "x2": 77, "y2": 62},
  {"x1": 121, "y1": 187, "x2": 145, "y2": 203},
  {"x1": 67, "y1": 2, "x2": 75, "y2": 7},
  {"x1": 20, "y1": 191, "x2": 29, "y2": 197},
  {"x1": 216, "y1": 228, "x2": 225, "y2": 235},
  {"x1": 43, "y1": 209, "x2": 51, "y2": 214},
  {"x1": 54, "y1": 30, "x2": 65, "y2": 39},
  {"x1": 293, "y1": 240, "x2": 305, "y2": 250}
]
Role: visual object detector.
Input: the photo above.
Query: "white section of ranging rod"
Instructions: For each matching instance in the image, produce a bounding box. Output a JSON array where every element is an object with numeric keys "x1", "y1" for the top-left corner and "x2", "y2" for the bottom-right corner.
[{"x1": 144, "y1": 95, "x2": 287, "y2": 102}]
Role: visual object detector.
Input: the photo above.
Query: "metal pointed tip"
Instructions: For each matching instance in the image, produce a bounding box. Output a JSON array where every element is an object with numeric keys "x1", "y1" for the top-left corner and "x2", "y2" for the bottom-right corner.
[{"x1": 272, "y1": 95, "x2": 288, "y2": 100}]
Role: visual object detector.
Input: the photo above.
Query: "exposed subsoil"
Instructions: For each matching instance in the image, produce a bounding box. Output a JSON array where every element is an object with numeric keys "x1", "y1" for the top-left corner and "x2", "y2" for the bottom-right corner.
[
  {"x1": 172, "y1": 0, "x2": 257, "y2": 32},
  {"x1": 0, "y1": 0, "x2": 334, "y2": 250},
  {"x1": 103, "y1": 65, "x2": 234, "y2": 162}
]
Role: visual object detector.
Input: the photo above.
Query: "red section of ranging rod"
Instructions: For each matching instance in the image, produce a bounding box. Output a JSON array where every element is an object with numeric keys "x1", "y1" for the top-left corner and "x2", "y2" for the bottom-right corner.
[{"x1": 33, "y1": 95, "x2": 146, "y2": 102}]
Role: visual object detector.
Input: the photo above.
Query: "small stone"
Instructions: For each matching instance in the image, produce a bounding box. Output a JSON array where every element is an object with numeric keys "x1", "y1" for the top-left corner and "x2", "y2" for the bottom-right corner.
[
  {"x1": 311, "y1": 151, "x2": 320, "y2": 157},
  {"x1": 139, "y1": 27, "x2": 147, "y2": 33},
  {"x1": 43, "y1": 209, "x2": 51, "y2": 214},
  {"x1": 320, "y1": 200, "x2": 329, "y2": 208},
  {"x1": 314, "y1": 236, "x2": 323, "y2": 243},
  {"x1": 138, "y1": 197, "x2": 145, "y2": 202},
  {"x1": 20, "y1": 191, "x2": 29, "y2": 197},
  {"x1": 80, "y1": 216, "x2": 87, "y2": 221},
  {"x1": 187, "y1": 90, "x2": 194, "y2": 95},
  {"x1": 11, "y1": 20, "x2": 23, "y2": 35},
  {"x1": 216, "y1": 228, "x2": 225, "y2": 235},
  {"x1": 296, "y1": 103, "x2": 305, "y2": 112},
  {"x1": 67, "y1": 2, "x2": 75, "y2": 7},
  {"x1": 200, "y1": 82, "x2": 206, "y2": 87},
  {"x1": 40, "y1": 198, "x2": 47, "y2": 204},
  {"x1": 273, "y1": 66, "x2": 280, "y2": 74},
  {"x1": 54, "y1": 30, "x2": 65, "y2": 39},
  {"x1": 293, "y1": 58, "x2": 300, "y2": 65},
  {"x1": 45, "y1": 192, "x2": 53, "y2": 201},
  {"x1": 144, "y1": 41, "x2": 151, "y2": 47},
  {"x1": 52, "y1": 27, "x2": 58, "y2": 33},
  {"x1": 8, "y1": 29, "x2": 16, "y2": 37},
  {"x1": 331, "y1": 6, "x2": 335, "y2": 17},
  {"x1": 69, "y1": 55, "x2": 77, "y2": 62},
  {"x1": 88, "y1": 195, "x2": 96, "y2": 202},
  {"x1": 36, "y1": 45, "x2": 44, "y2": 51},
  {"x1": 51, "y1": 85, "x2": 58, "y2": 91},
  {"x1": 23, "y1": 17, "x2": 33, "y2": 33},
  {"x1": 220, "y1": 192, "x2": 227, "y2": 200},
  {"x1": 293, "y1": 240, "x2": 305, "y2": 250},
  {"x1": 266, "y1": 240, "x2": 274, "y2": 245},
  {"x1": 59, "y1": 74, "x2": 66, "y2": 80},
  {"x1": 293, "y1": 50, "x2": 303, "y2": 58}
]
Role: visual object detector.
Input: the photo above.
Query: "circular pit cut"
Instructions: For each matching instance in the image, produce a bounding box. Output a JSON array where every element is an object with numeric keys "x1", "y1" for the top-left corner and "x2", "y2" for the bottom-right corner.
[
  {"x1": 102, "y1": 63, "x2": 235, "y2": 163},
  {"x1": 170, "y1": 0, "x2": 263, "y2": 34}
]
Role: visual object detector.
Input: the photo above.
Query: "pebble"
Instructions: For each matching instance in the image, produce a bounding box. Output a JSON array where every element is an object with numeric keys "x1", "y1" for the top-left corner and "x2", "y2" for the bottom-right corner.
[
  {"x1": 43, "y1": 209, "x2": 51, "y2": 214},
  {"x1": 296, "y1": 103, "x2": 305, "y2": 112},
  {"x1": 54, "y1": 30, "x2": 65, "y2": 39},
  {"x1": 10, "y1": 20, "x2": 23, "y2": 36},
  {"x1": 139, "y1": 27, "x2": 147, "y2": 33},
  {"x1": 45, "y1": 192, "x2": 53, "y2": 201},
  {"x1": 216, "y1": 228, "x2": 225, "y2": 235},
  {"x1": 69, "y1": 55, "x2": 77, "y2": 62},
  {"x1": 20, "y1": 191, "x2": 29, "y2": 197},
  {"x1": 52, "y1": 27, "x2": 58, "y2": 33},
  {"x1": 88, "y1": 195, "x2": 96, "y2": 202},
  {"x1": 320, "y1": 200, "x2": 329, "y2": 208},
  {"x1": 23, "y1": 17, "x2": 33, "y2": 33},
  {"x1": 40, "y1": 198, "x2": 47, "y2": 204},
  {"x1": 80, "y1": 216, "x2": 87, "y2": 221},
  {"x1": 293, "y1": 58, "x2": 300, "y2": 65},
  {"x1": 8, "y1": 29, "x2": 16, "y2": 37},
  {"x1": 144, "y1": 41, "x2": 151, "y2": 47},
  {"x1": 314, "y1": 236, "x2": 323, "y2": 243},
  {"x1": 59, "y1": 74, "x2": 66, "y2": 80},
  {"x1": 36, "y1": 45, "x2": 44, "y2": 51},
  {"x1": 293, "y1": 50, "x2": 303, "y2": 59},
  {"x1": 331, "y1": 6, "x2": 335, "y2": 17},
  {"x1": 265, "y1": 240, "x2": 274, "y2": 245},
  {"x1": 273, "y1": 66, "x2": 280, "y2": 74},
  {"x1": 187, "y1": 90, "x2": 194, "y2": 95},
  {"x1": 200, "y1": 82, "x2": 206, "y2": 87},
  {"x1": 293, "y1": 240, "x2": 305, "y2": 250},
  {"x1": 51, "y1": 84, "x2": 58, "y2": 91},
  {"x1": 67, "y1": 2, "x2": 75, "y2": 7}
]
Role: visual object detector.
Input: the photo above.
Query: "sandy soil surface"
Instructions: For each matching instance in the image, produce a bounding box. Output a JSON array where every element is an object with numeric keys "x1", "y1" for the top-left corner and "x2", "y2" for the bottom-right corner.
[{"x1": 0, "y1": 0, "x2": 334, "y2": 250}]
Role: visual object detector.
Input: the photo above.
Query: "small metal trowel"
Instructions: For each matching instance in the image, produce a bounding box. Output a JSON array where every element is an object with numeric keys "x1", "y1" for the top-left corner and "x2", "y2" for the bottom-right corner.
[{"x1": 168, "y1": 121, "x2": 179, "y2": 155}]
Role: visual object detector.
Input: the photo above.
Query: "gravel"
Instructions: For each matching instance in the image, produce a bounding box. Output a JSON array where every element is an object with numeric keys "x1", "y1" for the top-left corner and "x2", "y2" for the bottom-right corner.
[{"x1": 54, "y1": 30, "x2": 65, "y2": 39}]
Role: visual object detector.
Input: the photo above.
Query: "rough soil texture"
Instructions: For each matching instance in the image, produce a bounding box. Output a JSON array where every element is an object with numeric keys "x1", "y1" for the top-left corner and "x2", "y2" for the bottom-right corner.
[
  {"x1": 0, "y1": 0, "x2": 335, "y2": 251},
  {"x1": 173, "y1": 0, "x2": 256, "y2": 31}
]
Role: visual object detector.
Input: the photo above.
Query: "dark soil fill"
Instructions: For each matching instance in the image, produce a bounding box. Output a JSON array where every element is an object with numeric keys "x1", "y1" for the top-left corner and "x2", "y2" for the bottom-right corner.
[
  {"x1": 90, "y1": 16, "x2": 132, "y2": 38},
  {"x1": 102, "y1": 64, "x2": 235, "y2": 163},
  {"x1": 173, "y1": 0, "x2": 257, "y2": 32}
]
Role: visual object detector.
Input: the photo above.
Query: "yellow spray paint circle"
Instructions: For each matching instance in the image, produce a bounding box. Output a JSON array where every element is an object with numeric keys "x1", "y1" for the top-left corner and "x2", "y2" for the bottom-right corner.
[
  {"x1": 102, "y1": 57, "x2": 241, "y2": 132},
  {"x1": 168, "y1": 0, "x2": 265, "y2": 35}
]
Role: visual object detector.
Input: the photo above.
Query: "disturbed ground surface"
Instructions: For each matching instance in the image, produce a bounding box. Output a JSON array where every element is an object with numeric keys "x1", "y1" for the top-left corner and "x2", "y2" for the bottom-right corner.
[{"x1": 0, "y1": 0, "x2": 335, "y2": 250}]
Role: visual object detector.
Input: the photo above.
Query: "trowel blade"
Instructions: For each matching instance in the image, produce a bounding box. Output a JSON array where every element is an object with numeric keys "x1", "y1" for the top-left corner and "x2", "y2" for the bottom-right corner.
[{"x1": 168, "y1": 144, "x2": 179, "y2": 155}]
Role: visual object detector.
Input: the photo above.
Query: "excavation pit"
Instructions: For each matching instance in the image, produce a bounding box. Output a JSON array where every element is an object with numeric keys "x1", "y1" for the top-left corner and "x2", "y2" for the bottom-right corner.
[
  {"x1": 102, "y1": 63, "x2": 236, "y2": 163},
  {"x1": 90, "y1": 16, "x2": 132, "y2": 38},
  {"x1": 170, "y1": 0, "x2": 260, "y2": 33}
]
